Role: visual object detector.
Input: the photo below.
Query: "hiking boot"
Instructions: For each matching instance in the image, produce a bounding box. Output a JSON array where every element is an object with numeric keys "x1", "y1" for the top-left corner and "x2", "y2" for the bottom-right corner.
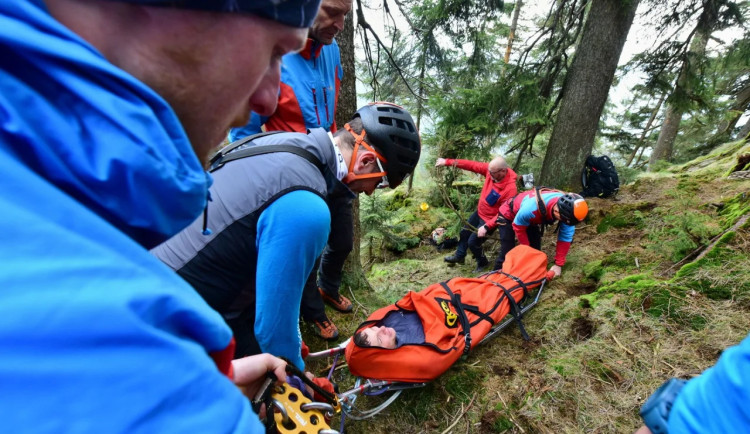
[
  {"x1": 444, "y1": 254, "x2": 465, "y2": 264},
  {"x1": 313, "y1": 318, "x2": 339, "y2": 341},
  {"x1": 473, "y1": 256, "x2": 490, "y2": 273},
  {"x1": 319, "y1": 288, "x2": 353, "y2": 313}
]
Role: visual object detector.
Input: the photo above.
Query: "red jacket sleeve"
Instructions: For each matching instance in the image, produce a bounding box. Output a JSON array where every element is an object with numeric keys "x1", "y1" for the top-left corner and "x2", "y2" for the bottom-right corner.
[
  {"x1": 554, "y1": 240, "x2": 571, "y2": 266},
  {"x1": 513, "y1": 222, "x2": 530, "y2": 245},
  {"x1": 444, "y1": 159, "x2": 489, "y2": 176}
]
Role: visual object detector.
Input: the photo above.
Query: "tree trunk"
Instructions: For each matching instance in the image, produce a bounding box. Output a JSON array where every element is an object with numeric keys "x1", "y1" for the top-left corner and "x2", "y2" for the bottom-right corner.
[
  {"x1": 336, "y1": 11, "x2": 371, "y2": 292},
  {"x1": 539, "y1": 0, "x2": 639, "y2": 190},
  {"x1": 738, "y1": 119, "x2": 750, "y2": 140},
  {"x1": 649, "y1": 2, "x2": 715, "y2": 170},
  {"x1": 627, "y1": 94, "x2": 665, "y2": 167},
  {"x1": 504, "y1": 0, "x2": 523, "y2": 64},
  {"x1": 648, "y1": 103, "x2": 683, "y2": 169},
  {"x1": 712, "y1": 82, "x2": 750, "y2": 144}
]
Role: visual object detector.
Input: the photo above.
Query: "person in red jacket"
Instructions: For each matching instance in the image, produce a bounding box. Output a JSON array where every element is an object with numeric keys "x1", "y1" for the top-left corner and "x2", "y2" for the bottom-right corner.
[{"x1": 436, "y1": 156, "x2": 518, "y2": 272}]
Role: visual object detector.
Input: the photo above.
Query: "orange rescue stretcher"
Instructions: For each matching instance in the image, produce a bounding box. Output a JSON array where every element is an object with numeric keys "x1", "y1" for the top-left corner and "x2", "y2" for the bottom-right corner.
[{"x1": 305, "y1": 245, "x2": 551, "y2": 429}]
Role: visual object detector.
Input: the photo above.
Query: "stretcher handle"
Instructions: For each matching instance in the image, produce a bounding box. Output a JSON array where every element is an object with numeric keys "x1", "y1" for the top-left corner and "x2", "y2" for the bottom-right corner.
[{"x1": 546, "y1": 270, "x2": 555, "y2": 280}]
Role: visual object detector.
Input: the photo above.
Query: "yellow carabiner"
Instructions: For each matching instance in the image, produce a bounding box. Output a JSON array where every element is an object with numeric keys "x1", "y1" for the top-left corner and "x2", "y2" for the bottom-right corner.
[{"x1": 269, "y1": 383, "x2": 335, "y2": 434}]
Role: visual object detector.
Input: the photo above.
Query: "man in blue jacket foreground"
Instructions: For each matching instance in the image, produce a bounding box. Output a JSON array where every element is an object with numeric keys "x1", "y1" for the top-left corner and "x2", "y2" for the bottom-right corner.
[
  {"x1": 637, "y1": 332, "x2": 750, "y2": 433},
  {"x1": 0, "y1": 0, "x2": 319, "y2": 432}
]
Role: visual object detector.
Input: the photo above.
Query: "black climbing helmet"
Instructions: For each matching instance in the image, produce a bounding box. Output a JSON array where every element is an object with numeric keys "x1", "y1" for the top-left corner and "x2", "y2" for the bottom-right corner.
[
  {"x1": 353, "y1": 102, "x2": 421, "y2": 188},
  {"x1": 557, "y1": 193, "x2": 589, "y2": 225}
]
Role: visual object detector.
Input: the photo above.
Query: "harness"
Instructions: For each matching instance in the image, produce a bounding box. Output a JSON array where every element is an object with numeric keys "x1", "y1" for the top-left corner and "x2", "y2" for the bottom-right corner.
[
  {"x1": 505, "y1": 186, "x2": 559, "y2": 237},
  {"x1": 200, "y1": 131, "x2": 327, "y2": 235},
  {"x1": 209, "y1": 131, "x2": 325, "y2": 173}
]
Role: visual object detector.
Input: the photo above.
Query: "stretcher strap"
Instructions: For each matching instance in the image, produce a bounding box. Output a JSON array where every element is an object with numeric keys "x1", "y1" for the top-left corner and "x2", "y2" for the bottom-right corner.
[
  {"x1": 497, "y1": 271, "x2": 530, "y2": 303},
  {"x1": 499, "y1": 286, "x2": 530, "y2": 341},
  {"x1": 463, "y1": 304, "x2": 495, "y2": 327},
  {"x1": 440, "y1": 282, "x2": 472, "y2": 355}
]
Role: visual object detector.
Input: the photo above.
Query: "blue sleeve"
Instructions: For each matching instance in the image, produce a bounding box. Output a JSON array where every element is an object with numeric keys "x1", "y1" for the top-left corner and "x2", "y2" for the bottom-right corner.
[
  {"x1": 227, "y1": 113, "x2": 269, "y2": 142},
  {"x1": 557, "y1": 223, "x2": 575, "y2": 242},
  {"x1": 254, "y1": 190, "x2": 330, "y2": 370},
  {"x1": 513, "y1": 197, "x2": 536, "y2": 227},
  {"x1": 668, "y1": 333, "x2": 750, "y2": 432}
]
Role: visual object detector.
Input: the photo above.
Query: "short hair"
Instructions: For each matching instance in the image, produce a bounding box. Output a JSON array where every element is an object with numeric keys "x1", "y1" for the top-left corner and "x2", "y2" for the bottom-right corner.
[
  {"x1": 353, "y1": 330, "x2": 371, "y2": 347},
  {"x1": 333, "y1": 117, "x2": 379, "y2": 154}
]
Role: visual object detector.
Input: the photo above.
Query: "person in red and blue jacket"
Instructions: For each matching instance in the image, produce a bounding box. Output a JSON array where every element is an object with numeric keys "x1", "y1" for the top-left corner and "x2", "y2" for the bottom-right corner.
[
  {"x1": 496, "y1": 189, "x2": 588, "y2": 277},
  {"x1": 436, "y1": 156, "x2": 518, "y2": 273},
  {"x1": 228, "y1": 0, "x2": 350, "y2": 141}
]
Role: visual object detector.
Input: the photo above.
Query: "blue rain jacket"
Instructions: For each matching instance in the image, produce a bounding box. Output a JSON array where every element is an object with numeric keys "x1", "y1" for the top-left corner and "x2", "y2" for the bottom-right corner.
[{"x1": 0, "y1": 1, "x2": 262, "y2": 432}]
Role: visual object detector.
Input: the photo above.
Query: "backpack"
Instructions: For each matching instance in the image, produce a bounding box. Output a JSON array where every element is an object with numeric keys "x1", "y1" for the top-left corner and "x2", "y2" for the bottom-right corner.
[{"x1": 580, "y1": 155, "x2": 619, "y2": 198}]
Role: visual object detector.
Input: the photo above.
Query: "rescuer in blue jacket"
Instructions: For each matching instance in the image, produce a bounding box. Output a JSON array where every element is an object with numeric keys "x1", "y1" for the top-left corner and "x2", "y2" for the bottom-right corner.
[
  {"x1": 637, "y1": 332, "x2": 750, "y2": 433},
  {"x1": 0, "y1": 0, "x2": 318, "y2": 432}
]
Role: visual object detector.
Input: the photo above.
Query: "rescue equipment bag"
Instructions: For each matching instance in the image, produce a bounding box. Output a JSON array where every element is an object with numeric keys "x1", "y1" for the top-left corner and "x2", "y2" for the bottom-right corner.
[{"x1": 580, "y1": 155, "x2": 619, "y2": 198}]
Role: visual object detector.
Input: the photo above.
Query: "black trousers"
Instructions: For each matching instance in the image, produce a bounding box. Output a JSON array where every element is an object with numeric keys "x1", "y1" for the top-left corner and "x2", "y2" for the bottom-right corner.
[
  {"x1": 227, "y1": 306, "x2": 261, "y2": 359},
  {"x1": 300, "y1": 195, "x2": 354, "y2": 322},
  {"x1": 494, "y1": 217, "x2": 542, "y2": 270},
  {"x1": 454, "y1": 211, "x2": 492, "y2": 262}
]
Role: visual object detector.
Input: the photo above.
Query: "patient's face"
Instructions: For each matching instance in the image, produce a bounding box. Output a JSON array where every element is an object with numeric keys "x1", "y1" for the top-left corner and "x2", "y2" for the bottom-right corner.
[{"x1": 363, "y1": 326, "x2": 397, "y2": 349}]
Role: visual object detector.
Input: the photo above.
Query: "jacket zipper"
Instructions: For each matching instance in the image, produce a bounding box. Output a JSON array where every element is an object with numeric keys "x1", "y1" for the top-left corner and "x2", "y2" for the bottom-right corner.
[
  {"x1": 312, "y1": 88, "x2": 321, "y2": 125},
  {"x1": 323, "y1": 88, "x2": 330, "y2": 124}
]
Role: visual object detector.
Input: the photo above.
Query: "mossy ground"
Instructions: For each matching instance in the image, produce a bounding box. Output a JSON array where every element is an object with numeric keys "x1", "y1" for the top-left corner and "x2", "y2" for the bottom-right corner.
[{"x1": 302, "y1": 141, "x2": 750, "y2": 433}]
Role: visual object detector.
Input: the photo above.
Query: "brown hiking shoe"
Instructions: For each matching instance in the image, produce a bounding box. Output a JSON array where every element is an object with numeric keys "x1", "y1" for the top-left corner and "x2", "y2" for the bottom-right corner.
[
  {"x1": 313, "y1": 318, "x2": 339, "y2": 341},
  {"x1": 318, "y1": 288, "x2": 353, "y2": 313}
]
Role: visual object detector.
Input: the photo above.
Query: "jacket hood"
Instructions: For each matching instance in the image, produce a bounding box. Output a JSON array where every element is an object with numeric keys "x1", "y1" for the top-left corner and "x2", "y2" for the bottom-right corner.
[{"x1": 0, "y1": 0, "x2": 209, "y2": 248}]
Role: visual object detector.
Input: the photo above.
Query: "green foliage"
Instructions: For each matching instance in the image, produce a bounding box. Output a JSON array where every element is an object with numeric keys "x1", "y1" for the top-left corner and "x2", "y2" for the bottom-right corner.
[
  {"x1": 645, "y1": 197, "x2": 722, "y2": 262},
  {"x1": 583, "y1": 260, "x2": 605, "y2": 282},
  {"x1": 361, "y1": 192, "x2": 421, "y2": 254},
  {"x1": 675, "y1": 228, "x2": 750, "y2": 301},
  {"x1": 596, "y1": 203, "x2": 652, "y2": 233},
  {"x1": 718, "y1": 191, "x2": 750, "y2": 229},
  {"x1": 549, "y1": 357, "x2": 580, "y2": 377},
  {"x1": 617, "y1": 165, "x2": 642, "y2": 185},
  {"x1": 397, "y1": 384, "x2": 441, "y2": 423}
]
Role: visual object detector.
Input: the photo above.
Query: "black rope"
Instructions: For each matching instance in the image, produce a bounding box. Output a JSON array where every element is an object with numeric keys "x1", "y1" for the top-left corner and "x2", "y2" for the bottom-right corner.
[{"x1": 282, "y1": 359, "x2": 337, "y2": 405}]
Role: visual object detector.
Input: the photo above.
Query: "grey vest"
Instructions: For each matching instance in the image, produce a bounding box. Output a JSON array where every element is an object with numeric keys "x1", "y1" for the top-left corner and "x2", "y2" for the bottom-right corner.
[{"x1": 151, "y1": 128, "x2": 350, "y2": 315}]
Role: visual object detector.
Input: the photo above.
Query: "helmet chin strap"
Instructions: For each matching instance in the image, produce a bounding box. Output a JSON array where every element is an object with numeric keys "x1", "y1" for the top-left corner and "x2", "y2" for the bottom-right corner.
[{"x1": 342, "y1": 123, "x2": 388, "y2": 184}]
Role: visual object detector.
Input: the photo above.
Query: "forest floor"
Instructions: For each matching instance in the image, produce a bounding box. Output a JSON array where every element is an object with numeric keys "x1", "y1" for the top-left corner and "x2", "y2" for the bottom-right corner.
[{"x1": 302, "y1": 139, "x2": 750, "y2": 434}]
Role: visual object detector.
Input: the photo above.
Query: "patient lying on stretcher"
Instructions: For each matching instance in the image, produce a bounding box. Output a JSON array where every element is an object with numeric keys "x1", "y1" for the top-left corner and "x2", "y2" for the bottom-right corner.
[
  {"x1": 344, "y1": 245, "x2": 549, "y2": 382},
  {"x1": 353, "y1": 310, "x2": 423, "y2": 349}
]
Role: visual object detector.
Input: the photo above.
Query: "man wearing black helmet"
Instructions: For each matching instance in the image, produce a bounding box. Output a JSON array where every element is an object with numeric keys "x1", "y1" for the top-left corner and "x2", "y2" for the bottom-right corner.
[
  {"x1": 152, "y1": 102, "x2": 421, "y2": 371},
  {"x1": 1, "y1": 0, "x2": 322, "y2": 431},
  {"x1": 494, "y1": 189, "x2": 588, "y2": 277},
  {"x1": 228, "y1": 0, "x2": 358, "y2": 341}
]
